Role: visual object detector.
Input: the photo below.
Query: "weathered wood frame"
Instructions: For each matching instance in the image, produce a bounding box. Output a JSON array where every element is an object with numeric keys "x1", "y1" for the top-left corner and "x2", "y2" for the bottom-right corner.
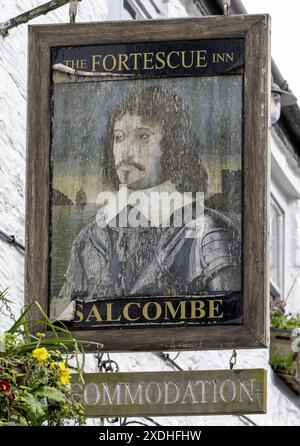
[{"x1": 26, "y1": 15, "x2": 270, "y2": 352}]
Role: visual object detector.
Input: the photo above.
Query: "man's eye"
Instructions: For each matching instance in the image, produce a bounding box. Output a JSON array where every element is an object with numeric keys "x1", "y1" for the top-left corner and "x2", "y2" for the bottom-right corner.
[
  {"x1": 114, "y1": 132, "x2": 125, "y2": 142},
  {"x1": 138, "y1": 131, "x2": 150, "y2": 140}
]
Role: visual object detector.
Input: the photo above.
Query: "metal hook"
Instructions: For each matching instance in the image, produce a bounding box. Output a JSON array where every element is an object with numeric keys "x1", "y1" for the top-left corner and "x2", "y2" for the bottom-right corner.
[
  {"x1": 229, "y1": 348, "x2": 237, "y2": 369},
  {"x1": 223, "y1": 0, "x2": 231, "y2": 16},
  {"x1": 96, "y1": 348, "x2": 103, "y2": 370},
  {"x1": 69, "y1": 0, "x2": 78, "y2": 23}
]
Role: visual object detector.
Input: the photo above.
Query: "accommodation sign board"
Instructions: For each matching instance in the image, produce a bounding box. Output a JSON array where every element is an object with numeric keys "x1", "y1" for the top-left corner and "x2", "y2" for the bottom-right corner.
[{"x1": 71, "y1": 369, "x2": 267, "y2": 417}]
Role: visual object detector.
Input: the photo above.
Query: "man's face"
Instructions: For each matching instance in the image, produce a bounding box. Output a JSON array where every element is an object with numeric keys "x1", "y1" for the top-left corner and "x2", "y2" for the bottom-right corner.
[{"x1": 113, "y1": 112, "x2": 164, "y2": 190}]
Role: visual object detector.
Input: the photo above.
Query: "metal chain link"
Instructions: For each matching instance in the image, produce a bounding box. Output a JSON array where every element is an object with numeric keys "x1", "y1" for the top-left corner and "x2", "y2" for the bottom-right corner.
[
  {"x1": 229, "y1": 348, "x2": 237, "y2": 369},
  {"x1": 0, "y1": 290, "x2": 16, "y2": 322},
  {"x1": 0, "y1": 299, "x2": 16, "y2": 322}
]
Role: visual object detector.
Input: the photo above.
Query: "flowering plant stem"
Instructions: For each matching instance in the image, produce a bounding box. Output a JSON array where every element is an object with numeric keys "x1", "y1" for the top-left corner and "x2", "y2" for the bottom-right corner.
[{"x1": 0, "y1": 292, "x2": 101, "y2": 426}]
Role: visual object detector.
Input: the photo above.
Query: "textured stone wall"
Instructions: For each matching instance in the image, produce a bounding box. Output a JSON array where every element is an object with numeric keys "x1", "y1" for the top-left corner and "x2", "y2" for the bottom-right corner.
[{"x1": 0, "y1": 0, "x2": 299, "y2": 426}]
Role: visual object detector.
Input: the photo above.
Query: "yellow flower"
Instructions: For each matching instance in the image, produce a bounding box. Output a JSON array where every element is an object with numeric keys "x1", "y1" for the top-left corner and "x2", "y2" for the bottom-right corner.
[
  {"x1": 59, "y1": 375, "x2": 70, "y2": 386},
  {"x1": 58, "y1": 362, "x2": 67, "y2": 372},
  {"x1": 58, "y1": 362, "x2": 71, "y2": 386},
  {"x1": 32, "y1": 347, "x2": 49, "y2": 363},
  {"x1": 50, "y1": 362, "x2": 56, "y2": 370}
]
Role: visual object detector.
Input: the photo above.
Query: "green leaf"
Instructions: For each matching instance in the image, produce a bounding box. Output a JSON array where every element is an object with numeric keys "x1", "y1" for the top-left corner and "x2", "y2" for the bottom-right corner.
[
  {"x1": 34, "y1": 386, "x2": 66, "y2": 403},
  {"x1": 8, "y1": 414, "x2": 28, "y2": 426},
  {"x1": 0, "y1": 288, "x2": 11, "y2": 304},
  {"x1": 18, "y1": 416, "x2": 28, "y2": 426},
  {"x1": 7, "y1": 304, "x2": 33, "y2": 335},
  {"x1": 21, "y1": 391, "x2": 46, "y2": 424}
]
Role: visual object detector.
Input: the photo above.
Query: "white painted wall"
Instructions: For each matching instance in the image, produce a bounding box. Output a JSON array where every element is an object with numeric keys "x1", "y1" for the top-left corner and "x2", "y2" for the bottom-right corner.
[
  {"x1": 0, "y1": 0, "x2": 299, "y2": 426},
  {"x1": 270, "y1": 131, "x2": 300, "y2": 315}
]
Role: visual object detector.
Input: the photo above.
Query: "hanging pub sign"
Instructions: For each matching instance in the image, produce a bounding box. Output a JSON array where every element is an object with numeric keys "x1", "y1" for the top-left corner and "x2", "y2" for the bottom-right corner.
[
  {"x1": 26, "y1": 15, "x2": 270, "y2": 351},
  {"x1": 71, "y1": 369, "x2": 267, "y2": 417}
]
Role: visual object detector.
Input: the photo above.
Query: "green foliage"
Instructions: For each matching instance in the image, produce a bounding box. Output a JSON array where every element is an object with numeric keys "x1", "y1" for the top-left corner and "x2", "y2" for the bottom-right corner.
[
  {"x1": 0, "y1": 291, "x2": 100, "y2": 426},
  {"x1": 271, "y1": 311, "x2": 300, "y2": 329},
  {"x1": 270, "y1": 300, "x2": 300, "y2": 329},
  {"x1": 20, "y1": 392, "x2": 46, "y2": 425},
  {"x1": 268, "y1": 300, "x2": 300, "y2": 377},
  {"x1": 34, "y1": 386, "x2": 66, "y2": 402},
  {"x1": 269, "y1": 352, "x2": 297, "y2": 373}
]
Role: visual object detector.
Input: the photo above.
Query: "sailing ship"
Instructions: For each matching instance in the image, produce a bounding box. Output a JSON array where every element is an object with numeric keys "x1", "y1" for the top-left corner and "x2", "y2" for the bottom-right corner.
[{"x1": 75, "y1": 189, "x2": 87, "y2": 208}]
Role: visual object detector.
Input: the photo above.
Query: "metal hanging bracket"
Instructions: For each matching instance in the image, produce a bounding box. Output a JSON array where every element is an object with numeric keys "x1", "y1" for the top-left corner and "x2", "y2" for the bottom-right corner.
[
  {"x1": 69, "y1": 0, "x2": 79, "y2": 23},
  {"x1": 97, "y1": 351, "x2": 120, "y2": 373},
  {"x1": 223, "y1": 0, "x2": 231, "y2": 16},
  {"x1": 1, "y1": 1, "x2": 80, "y2": 38}
]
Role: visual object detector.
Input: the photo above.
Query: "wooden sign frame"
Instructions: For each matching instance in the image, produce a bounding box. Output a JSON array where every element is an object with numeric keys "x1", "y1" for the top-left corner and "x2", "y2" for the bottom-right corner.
[{"x1": 26, "y1": 15, "x2": 270, "y2": 352}]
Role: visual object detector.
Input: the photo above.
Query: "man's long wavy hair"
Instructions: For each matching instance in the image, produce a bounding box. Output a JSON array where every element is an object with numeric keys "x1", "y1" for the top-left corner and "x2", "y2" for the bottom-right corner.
[{"x1": 102, "y1": 85, "x2": 208, "y2": 194}]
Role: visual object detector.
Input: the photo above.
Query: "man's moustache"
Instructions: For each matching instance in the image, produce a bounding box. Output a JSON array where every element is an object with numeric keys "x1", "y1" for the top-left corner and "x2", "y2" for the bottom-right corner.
[{"x1": 116, "y1": 160, "x2": 146, "y2": 172}]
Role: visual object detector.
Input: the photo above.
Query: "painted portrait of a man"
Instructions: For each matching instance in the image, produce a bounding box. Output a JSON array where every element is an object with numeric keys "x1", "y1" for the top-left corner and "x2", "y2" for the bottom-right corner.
[{"x1": 51, "y1": 85, "x2": 241, "y2": 320}]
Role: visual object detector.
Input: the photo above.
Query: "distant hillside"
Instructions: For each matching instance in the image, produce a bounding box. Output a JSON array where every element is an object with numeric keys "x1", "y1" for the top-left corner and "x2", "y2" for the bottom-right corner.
[{"x1": 52, "y1": 188, "x2": 74, "y2": 206}]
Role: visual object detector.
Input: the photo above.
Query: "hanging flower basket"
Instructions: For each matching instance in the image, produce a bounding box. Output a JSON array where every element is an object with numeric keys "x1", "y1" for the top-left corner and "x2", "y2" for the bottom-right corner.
[
  {"x1": 0, "y1": 292, "x2": 100, "y2": 426},
  {"x1": 270, "y1": 328, "x2": 300, "y2": 395}
]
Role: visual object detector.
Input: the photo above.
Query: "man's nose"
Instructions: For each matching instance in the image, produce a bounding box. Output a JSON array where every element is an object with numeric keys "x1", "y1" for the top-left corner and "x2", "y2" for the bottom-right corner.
[{"x1": 124, "y1": 135, "x2": 138, "y2": 159}]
